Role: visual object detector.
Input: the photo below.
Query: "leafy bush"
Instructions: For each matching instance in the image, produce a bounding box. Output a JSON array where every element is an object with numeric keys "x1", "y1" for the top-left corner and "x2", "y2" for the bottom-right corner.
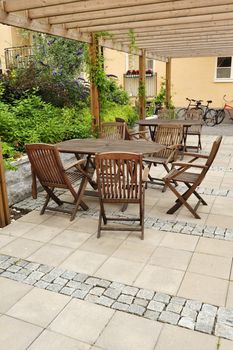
[
  {"x1": 0, "y1": 67, "x2": 89, "y2": 107},
  {"x1": 1, "y1": 142, "x2": 18, "y2": 170},
  {"x1": 0, "y1": 95, "x2": 92, "y2": 154},
  {"x1": 104, "y1": 79, "x2": 129, "y2": 105},
  {"x1": 101, "y1": 102, "x2": 138, "y2": 126}
]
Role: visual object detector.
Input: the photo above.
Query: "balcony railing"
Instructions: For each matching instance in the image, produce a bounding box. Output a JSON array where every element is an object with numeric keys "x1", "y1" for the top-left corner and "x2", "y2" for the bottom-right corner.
[
  {"x1": 4, "y1": 46, "x2": 33, "y2": 70},
  {"x1": 124, "y1": 72, "x2": 157, "y2": 98}
]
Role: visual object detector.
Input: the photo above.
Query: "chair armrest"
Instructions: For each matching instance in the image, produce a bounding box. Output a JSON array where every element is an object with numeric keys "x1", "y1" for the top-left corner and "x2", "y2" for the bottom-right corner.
[
  {"x1": 130, "y1": 130, "x2": 147, "y2": 135},
  {"x1": 172, "y1": 162, "x2": 208, "y2": 169},
  {"x1": 183, "y1": 152, "x2": 209, "y2": 159},
  {"x1": 167, "y1": 143, "x2": 182, "y2": 150},
  {"x1": 64, "y1": 159, "x2": 86, "y2": 171}
]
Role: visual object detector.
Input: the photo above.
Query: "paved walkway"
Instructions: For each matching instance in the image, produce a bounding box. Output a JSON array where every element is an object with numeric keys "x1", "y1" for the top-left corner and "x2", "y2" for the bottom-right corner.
[{"x1": 0, "y1": 132, "x2": 233, "y2": 349}]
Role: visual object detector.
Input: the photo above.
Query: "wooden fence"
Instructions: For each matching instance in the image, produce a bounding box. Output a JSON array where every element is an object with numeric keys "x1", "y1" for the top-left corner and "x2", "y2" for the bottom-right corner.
[{"x1": 0, "y1": 144, "x2": 10, "y2": 228}]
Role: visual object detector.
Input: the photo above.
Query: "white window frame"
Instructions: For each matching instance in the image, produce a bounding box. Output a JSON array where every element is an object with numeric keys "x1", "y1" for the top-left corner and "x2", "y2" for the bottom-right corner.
[
  {"x1": 214, "y1": 56, "x2": 233, "y2": 82},
  {"x1": 125, "y1": 53, "x2": 155, "y2": 72}
]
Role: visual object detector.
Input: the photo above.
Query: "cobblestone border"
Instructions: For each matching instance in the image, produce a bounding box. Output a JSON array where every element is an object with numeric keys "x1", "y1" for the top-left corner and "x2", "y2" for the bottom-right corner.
[
  {"x1": 12, "y1": 184, "x2": 233, "y2": 214},
  {"x1": 11, "y1": 191, "x2": 233, "y2": 242},
  {"x1": 0, "y1": 253, "x2": 232, "y2": 341},
  {"x1": 75, "y1": 208, "x2": 233, "y2": 242}
]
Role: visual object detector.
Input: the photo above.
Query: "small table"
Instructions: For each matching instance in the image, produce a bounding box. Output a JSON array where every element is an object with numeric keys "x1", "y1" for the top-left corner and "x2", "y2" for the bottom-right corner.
[
  {"x1": 57, "y1": 138, "x2": 165, "y2": 196},
  {"x1": 137, "y1": 119, "x2": 202, "y2": 148}
]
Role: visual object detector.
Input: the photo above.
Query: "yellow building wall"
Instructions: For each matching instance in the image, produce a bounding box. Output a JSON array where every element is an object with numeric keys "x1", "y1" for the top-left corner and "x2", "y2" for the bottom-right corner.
[
  {"x1": 170, "y1": 57, "x2": 233, "y2": 108},
  {"x1": 104, "y1": 48, "x2": 126, "y2": 87},
  {"x1": 0, "y1": 25, "x2": 30, "y2": 72},
  {"x1": 0, "y1": 24, "x2": 12, "y2": 71}
]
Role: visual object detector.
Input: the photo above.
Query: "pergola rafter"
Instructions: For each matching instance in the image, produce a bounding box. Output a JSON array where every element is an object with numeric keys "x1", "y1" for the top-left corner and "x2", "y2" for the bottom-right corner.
[
  {"x1": 1, "y1": 0, "x2": 233, "y2": 126},
  {"x1": 1, "y1": 0, "x2": 233, "y2": 58}
]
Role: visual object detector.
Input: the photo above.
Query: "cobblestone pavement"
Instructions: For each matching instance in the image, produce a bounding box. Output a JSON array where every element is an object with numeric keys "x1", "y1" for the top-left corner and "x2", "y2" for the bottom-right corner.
[{"x1": 0, "y1": 253, "x2": 233, "y2": 341}]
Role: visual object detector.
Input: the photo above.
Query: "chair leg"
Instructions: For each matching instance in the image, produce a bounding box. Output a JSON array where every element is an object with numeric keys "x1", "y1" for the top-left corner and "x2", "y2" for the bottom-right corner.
[
  {"x1": 40, "y1": 193, "x2": 51, "y2": 215},
  {"x1": 198, "y1": 134, "x2": 202, "y2": 150},
  {"x1": 41, "y1": 187, "x2": 63, "y2": 215},
  {"x1": 100, "y1": 201, "x2": 107, "y2": 225},
  {"x1": 165, "y1": 180, "x2": 201, "y2": 219},
  {"x1": 185, "y1": 183, "x2": 207, "y2": 205},
  {"x1": 97, "y1": 210, "x2": 102, "y2": 238},
  {"x1": 71, "y1": 177, "x2": 89, "y2": 221},
  {"x1": 140, "y1": 189, "x2": 145, "y2": 240}
]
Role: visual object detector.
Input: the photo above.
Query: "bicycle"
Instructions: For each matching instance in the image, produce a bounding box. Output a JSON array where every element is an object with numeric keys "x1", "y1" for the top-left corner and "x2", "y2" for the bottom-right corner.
[
  {"x1": 176, "y1": 98, "x2": 199, "y2": 119},
  {"x1": 176, "y1": 98, "x2": 217, "y2": 126},
  {"x1": 215, "y1": 95, "x2": 233, "y2": 125},
  {"x1": 199, "y1": 100, "x2": 217, "y2": 127}
]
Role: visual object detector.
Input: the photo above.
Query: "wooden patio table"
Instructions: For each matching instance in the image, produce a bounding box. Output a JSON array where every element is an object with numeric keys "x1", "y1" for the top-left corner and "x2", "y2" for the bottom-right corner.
[
  {"x1": 137, "y1": 119, "x2": 203, "y2": 150},
  {"x1": 57, "y1": 138, "x2": 166, "y2": 196},
  {"x1": 57, "y1": 138, "x2": 164, "y2": 155}
]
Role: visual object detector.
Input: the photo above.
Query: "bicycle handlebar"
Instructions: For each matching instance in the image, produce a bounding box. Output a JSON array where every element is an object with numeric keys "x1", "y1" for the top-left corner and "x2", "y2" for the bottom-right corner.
[{"x1": 223, "y1": 94, "x2": 233, "y2": 103}]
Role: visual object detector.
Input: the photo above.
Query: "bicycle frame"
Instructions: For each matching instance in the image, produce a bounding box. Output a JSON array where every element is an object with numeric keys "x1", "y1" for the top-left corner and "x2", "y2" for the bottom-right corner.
[{"x1": 223, "y1": 95, "x2": 233, "y2": 120}]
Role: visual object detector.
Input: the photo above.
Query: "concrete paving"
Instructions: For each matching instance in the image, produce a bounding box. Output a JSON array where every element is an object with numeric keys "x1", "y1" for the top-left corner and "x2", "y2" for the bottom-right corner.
[{"x1": 0, "y1": 131, "x2": 233, "y2": 349}]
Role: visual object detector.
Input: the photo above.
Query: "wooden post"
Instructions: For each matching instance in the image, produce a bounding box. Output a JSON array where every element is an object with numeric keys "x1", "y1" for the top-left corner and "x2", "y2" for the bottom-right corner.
[
  {"x1": 0, "y1": 144, "x2": 10, "y2": 228},
  {"x1": 165, "y1": 58, "x2": 171, "y2": 109},
  {"x1": 139, "y1": 49, "x2": 146, "y2": 130},
  {"x1": 89, "y1": 33, "x2": 100, "y2": 133}
]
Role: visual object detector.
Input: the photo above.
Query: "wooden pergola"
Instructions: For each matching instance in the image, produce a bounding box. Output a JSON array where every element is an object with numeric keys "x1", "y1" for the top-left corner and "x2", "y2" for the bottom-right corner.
[{"x1": 1, "y1": 0, "x2": 233, "y2": 127}]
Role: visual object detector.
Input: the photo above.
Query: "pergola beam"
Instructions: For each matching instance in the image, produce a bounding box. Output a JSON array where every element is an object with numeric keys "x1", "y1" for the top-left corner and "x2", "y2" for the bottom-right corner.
[
  {"x1": 50, "y1": 3, "x2": 233, "y2": 28},
  {"x1": 1, "y1": 0, "x2": 233, "y2": 60},
  {"x1": 6, "y1": 0, "x2": 233, "y2": 19},
  {"x1": 32, "y1": 2, "x2": 233, "y2": 25},
  {"x1": 130, "y1": 37, "x2": 233, "y2": 47},
  {"x1": 4, "y1": 0, "x2": 176, "y2": 13},
  {"x1": 70, "y1": 12, "x2": 233, "y2": 31},
  {"x1": 0, "y1": 9, "x2": 167, "y2": 62},
  {"x1": 110, "y1": 19, "x2": 233, "y2": 37},
  {"x1": 139, "y1": 49, "x2": 146, "y2": 125},
  {"x1": 117, "y1": 31, "x2": 233, "y2": 42}
]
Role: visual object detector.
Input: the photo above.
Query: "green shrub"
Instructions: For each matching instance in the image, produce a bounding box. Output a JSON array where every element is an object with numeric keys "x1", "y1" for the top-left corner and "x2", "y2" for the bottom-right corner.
[
  {"x1": 101, "y1": 102, "x2": 138, "y2": 126},
  {"x1": 1, "y1": 142, "x2": 18, "y2": 170},
  {"x1": 0, "y1": 95, "x2": 92, "y2": 155}
]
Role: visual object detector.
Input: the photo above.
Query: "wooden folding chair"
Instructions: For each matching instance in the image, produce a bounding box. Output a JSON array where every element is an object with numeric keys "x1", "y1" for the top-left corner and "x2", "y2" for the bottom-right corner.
[
  {"x1": 100, "y1": 122, "x2": 126, "y2": 140},
  {"x1": 143, "y1": 124, "x2": 183, "y2": 191},
  {"x1": 95, "y1": 152, "x2": 146, "y2": 239},
  {"x1": 115, "y1": 117, "x2": 149, "y2": 140},
  {"x1": 26, "y1": 143, "x2": 90, "y2": 221},
  {"x1": 163, "y1": 136, "x2": 222, "y2": 219},
  {"x1": 185, "y1": 108, "x2": 203, "y2": 151}
]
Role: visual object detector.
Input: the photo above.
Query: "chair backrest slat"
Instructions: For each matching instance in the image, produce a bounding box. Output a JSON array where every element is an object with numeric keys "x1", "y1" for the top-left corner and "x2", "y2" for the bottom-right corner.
[
  {"x1": 96, "y1": 152, "x2": 143, "y2": 201},
  {"x1": 154, "y1": 124, "x2": 183, "y2": 159},
  {"x1": 26, "y1": 143, "x2": 67, "y2": 187},
  {"x1": 205, "y1": 136, "x2": 222, "y2": 169},
  {"x1": 185, "y1": 109, "x2": 203, "y2": 133},
  {"x1": 101, "y1": 122, "x2": 126, "y2": 140}
]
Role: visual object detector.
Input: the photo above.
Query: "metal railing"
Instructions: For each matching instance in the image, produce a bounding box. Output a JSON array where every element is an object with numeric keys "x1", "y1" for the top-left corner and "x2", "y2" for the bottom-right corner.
[
  {"x1": 124, "y1": 73, "x2": 157, "y2": 98},
  {"x1": 4, "y1": 45, "x2": 33, "y2": 70}
]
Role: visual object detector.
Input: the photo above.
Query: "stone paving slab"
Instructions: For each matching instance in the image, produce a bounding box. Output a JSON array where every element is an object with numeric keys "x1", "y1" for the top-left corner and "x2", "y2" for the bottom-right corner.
[{"x1": 0, "y1": 253, "x2": 233, "y2": 341}]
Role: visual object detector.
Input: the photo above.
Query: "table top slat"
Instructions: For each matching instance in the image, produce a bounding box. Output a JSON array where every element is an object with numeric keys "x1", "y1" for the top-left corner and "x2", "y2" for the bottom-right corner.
[{"x1": 57, "y1": 139, "x2": 165, "y2": 155}]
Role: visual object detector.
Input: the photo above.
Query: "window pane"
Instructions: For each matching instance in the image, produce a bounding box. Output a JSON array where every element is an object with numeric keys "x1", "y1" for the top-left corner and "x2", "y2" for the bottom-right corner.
[
  {"x1": 217, "y1": 57, "x2": 232, "y2": 67},
  {"x1": 216, "y1": 67, "x2": 231, "y2": 78},
  {"x1": 146, "y1": 59, "x2": 154, "y2": 70}
]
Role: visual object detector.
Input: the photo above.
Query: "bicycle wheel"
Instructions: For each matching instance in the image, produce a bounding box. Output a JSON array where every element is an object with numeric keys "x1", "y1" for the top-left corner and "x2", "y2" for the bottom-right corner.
[
  {"x1": 215, "y1": 109, "x2": 225, "y2": 125},
  {"x1": 176, "y1": 108, "x2": 187, "y2": 120},
  {"x1": 204, "y1": 109, "x2": 217, "y2": 126}
]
